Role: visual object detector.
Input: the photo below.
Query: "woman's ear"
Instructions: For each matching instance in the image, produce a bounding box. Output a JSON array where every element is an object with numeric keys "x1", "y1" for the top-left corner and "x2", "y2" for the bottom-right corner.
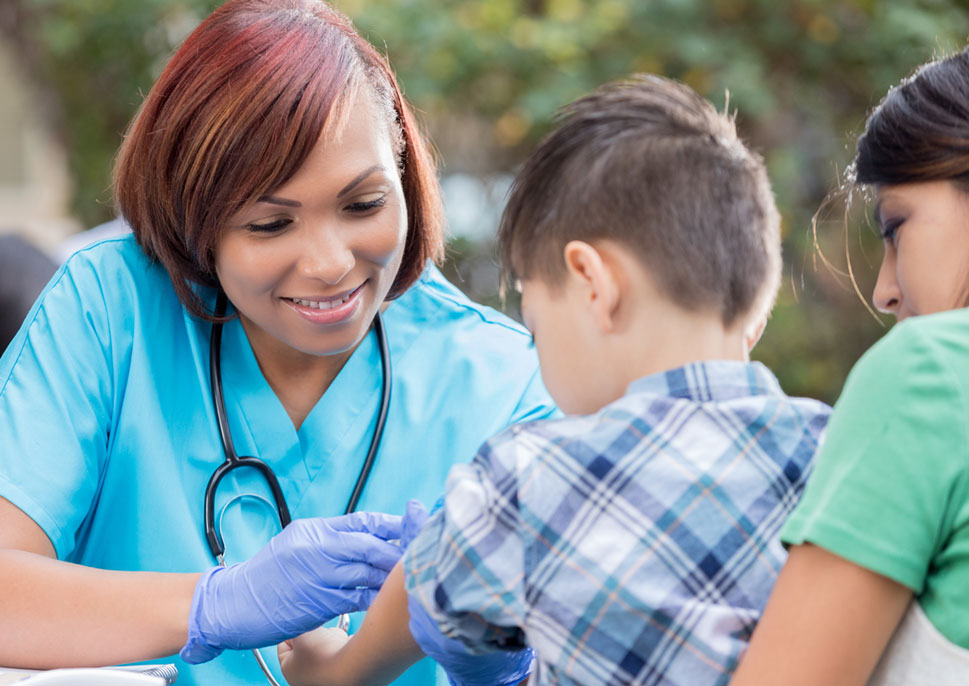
[{"x1": 562, "y1": 240, "x2": 621, "y2": 332}]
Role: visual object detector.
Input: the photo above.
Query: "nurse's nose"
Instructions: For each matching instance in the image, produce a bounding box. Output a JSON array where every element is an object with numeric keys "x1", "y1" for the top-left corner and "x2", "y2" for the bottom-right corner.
[
  {"x1": 299, "y1": 224, "x2": 354, "y2": 285},
  {"x1": 872, "y1": 250, "x2": 901, "y2": 315}
]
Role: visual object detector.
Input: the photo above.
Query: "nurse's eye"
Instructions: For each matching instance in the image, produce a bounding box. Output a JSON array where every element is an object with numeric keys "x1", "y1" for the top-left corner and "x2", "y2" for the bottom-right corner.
[
  {"x1": 345, "y1": 196, "x2": 387, "y2": 215},
  {"x1": 247, "y1": 218, "x2": 292, "y2": 233}
]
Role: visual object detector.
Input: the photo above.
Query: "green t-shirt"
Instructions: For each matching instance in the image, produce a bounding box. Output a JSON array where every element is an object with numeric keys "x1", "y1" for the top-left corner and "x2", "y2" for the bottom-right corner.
[{"x1": 782, "y1": 308, "x2": 969, "y2": 649}]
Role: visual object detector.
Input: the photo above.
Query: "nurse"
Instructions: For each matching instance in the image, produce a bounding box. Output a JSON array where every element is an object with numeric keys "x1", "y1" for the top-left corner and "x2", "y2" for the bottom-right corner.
[{"x1": 0, "y1": 1, "x2": 554, "y2": 685}]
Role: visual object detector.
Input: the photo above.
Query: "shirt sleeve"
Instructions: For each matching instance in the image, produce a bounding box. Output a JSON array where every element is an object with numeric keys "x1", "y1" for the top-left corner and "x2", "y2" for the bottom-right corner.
[
  {"x1": 781, "y1": 319, "x2": 969, "y2": 593},
  {"x1": 0, "y1": 253, "x2": 115, "y2": 559},
  {"x1": 403, "y1": 426, "x2": 528, "y2": 653}
]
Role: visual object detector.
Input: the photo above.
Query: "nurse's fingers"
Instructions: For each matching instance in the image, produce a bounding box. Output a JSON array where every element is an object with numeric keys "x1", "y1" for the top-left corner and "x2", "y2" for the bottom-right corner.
[
  {"x1": 329, "y1": 530, "x2": 404, "y2": 572},
  {"x1": 330, "y1": 511, "x2": 403, "y2": 541},
  {"x1": 331, "y1": 587, "x2": 381, "y2": 615},
  {"x1": 401, "y1": 499, "x2": 429, "y2": 549},
  {"x1": 322, "y1": 560, "x2": 392, "y2": 590}
]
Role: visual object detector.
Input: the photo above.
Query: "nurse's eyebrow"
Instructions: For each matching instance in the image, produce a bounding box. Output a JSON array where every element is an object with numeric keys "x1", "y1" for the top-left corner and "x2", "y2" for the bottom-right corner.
[
  {"x1": 338, "y1": 165, "x2": 385, "y2": 198},
  {"x1": 872, "y1": 199, "x2": 883, "y2": 228},
  {"x1": 257, "y1": 195, "x2": 302, "y2": 207}
]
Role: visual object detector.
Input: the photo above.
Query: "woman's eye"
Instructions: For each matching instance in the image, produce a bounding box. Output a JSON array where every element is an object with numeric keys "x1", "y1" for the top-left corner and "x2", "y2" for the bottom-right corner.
[
  {"x1": 881, "y1": 219, "x2": 902, "y2": 246},
  {"x1": 346, "y1": 196, "x2": 387, "y2": 214},
  {"x1": 247, "y1": 218, "x2": 291, "y2": 233}
]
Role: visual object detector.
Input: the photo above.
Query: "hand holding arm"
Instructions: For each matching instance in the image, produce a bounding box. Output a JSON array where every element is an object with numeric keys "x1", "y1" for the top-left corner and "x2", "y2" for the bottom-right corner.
[
  {"x1": 403, "y1": 498, "x2": 533, "y2": 686},
  {"x1": 278, "y1": 501, "x2": 433, "y2": 686},
  {"x1": 276, "y1": 561, "x2": 533, "y2": 686},
  {"x1": 407, "y1": 591, "x2": 533, "y2": 686},
  {"x1": 182, "y1": 511, "x2": 403, "y2": 663},
  {"x1": 278, "y1": 500, "x2": 532, "y2": 686}
]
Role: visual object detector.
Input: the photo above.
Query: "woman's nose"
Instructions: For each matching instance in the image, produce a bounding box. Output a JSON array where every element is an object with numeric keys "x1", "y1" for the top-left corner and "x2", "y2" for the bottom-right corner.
[
  {"x1": 872, "y1": 252, "x2": 901, "y2": 315},
  {"x1": 299, "y1": 225, "x2": 354, "y2": 285}
]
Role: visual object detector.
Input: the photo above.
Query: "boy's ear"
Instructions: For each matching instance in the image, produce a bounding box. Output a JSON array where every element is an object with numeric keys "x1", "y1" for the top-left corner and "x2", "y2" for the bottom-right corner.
[
  {"x1": 744, "y1": 317, "x2": 767, "y2": 355},
  {"x1": 562, "y1": 240, "x2": 620, "y2": 331}
]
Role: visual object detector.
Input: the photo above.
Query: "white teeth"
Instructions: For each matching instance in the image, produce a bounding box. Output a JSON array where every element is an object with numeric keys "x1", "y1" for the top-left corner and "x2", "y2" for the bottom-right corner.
[{"x1": 291, "y1": 293, "x2": 352, "y2": 310}]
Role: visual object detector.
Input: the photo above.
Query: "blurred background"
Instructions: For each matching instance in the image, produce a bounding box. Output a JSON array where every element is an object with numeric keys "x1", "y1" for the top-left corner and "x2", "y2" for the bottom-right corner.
[{"x1": 1, "y1": 0, "x2": 967, "y2": 403}]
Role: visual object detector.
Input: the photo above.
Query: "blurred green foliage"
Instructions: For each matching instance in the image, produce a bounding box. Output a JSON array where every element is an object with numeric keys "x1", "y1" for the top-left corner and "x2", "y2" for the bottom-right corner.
[
  {"x1": 3, "y1": 0, "x2": 217, "y2": 216},
  {"x1": 4, "y1": 0, "x2": 969, "y2": 403}
]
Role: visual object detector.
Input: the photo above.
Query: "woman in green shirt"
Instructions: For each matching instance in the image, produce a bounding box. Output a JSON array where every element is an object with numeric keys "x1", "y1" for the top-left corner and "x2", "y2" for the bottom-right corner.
[{"x1": 733, "y1": 48, "x2": 969, "y2": 686}]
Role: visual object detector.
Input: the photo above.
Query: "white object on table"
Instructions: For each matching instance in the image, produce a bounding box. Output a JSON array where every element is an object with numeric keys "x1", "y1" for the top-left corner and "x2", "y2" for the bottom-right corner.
[{"x1": 0, "y1": 668, "x2": 164, "y2": 685}]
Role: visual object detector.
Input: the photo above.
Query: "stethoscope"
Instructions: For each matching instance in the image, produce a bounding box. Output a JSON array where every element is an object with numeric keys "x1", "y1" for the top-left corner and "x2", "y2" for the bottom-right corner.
[{"x1": 204, "y1": 291, "x2": 392, "y2": 685}]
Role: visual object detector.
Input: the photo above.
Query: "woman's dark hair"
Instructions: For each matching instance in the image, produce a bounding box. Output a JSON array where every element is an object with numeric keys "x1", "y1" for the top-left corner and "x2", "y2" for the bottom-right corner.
[
  {"x1": 114, "y1": 0, "x2": 443, "y2": 319},
  {"x1": 854, "y1": 48, "x2": 969, "y2": 188},
  {"x1": 836, "y1": 48, "x2": 969, "y2": 313}
]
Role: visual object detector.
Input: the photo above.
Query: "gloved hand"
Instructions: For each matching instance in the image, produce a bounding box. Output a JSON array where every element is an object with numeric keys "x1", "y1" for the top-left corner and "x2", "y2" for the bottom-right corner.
[
  {"x1": 407, "y1": 592, "x2": 533, "y2": 686},
  {"x1": 400, "y1": 499, "x2": 430, "y2": 550},
  {"x1": 181, "y1": 511, "x2": 403, "y2": 664}
]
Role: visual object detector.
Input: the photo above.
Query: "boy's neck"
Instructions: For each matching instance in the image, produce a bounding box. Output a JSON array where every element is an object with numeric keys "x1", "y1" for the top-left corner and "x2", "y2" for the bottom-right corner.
[
  {"x1": 547, "y1": 240, "x2": 760, "y2": 415},
  {"x1": 607, "y1": 299, "x2": 751, "y2": 394}
]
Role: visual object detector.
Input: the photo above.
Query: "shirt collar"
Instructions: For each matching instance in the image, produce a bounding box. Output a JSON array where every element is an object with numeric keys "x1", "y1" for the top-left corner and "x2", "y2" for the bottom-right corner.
[{"x1": 626, "y1": 360, "x2": 783, "y2": 403}]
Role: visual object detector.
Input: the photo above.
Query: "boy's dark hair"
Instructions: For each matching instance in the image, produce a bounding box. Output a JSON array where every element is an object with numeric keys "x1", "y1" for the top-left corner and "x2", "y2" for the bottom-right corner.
[{"x1": 498, "y1": 74, "x2": 780, "y2": 327}]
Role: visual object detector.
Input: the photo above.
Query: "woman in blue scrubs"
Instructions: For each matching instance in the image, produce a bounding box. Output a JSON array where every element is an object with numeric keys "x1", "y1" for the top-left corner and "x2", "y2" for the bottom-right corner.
[{"x1": 0, "y1": 1, "x2": 554, "y2": 684}]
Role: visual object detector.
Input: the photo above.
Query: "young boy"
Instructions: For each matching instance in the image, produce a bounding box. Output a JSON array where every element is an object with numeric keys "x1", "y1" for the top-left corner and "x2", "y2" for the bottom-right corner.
[{"x1": 278, "y1": 75, "x2": 831, "y2": 686}]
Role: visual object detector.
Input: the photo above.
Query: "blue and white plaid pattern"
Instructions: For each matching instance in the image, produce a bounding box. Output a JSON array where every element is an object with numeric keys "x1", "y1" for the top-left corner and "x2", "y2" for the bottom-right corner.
[{"x1": 404, "y1": 361, "x2": 831, "y2": 686}]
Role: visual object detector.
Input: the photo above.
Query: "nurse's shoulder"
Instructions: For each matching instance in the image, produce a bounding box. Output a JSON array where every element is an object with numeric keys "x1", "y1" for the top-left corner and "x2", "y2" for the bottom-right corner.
[
  {"x1": 57, "y1": 229, "x2": 171, "y2": 300},
  {"x1": 404, "y1": 264, "x2": 529, "y2": 335},
  {"x1": 38, "y1": 220, "x2": 162, "y2": 306},
  {"x1": 1, "y1": 230, "x2": 187, "y2": 380}
]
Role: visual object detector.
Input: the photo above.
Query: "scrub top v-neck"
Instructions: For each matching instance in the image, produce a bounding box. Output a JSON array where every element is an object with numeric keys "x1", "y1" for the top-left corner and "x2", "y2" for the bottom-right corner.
[{"x1": 0, "y1": 235, "x2": 557, "y2": 686}]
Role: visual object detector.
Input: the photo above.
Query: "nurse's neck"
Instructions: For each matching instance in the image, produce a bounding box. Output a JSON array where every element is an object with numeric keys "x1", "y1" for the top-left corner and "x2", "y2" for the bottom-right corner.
[{"x1": 239, "y1": 314, "x2": 355, "y2": 430}]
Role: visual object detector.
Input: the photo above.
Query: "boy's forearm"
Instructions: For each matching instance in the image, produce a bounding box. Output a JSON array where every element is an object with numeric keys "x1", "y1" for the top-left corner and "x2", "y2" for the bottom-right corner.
[{"x1": 332, "y1": 562, "x2": 424, "y2": 684}]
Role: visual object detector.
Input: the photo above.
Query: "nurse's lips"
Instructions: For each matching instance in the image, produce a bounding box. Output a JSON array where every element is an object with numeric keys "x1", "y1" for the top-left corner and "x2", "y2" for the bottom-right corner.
[{"x1": 283, "y1": 283, "x2": 364, "y2": 324}]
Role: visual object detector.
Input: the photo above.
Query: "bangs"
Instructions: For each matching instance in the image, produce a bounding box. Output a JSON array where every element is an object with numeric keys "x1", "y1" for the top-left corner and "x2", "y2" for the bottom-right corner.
[
  {"x1": 179, "y1": 10, "x2": 361, "y2": 228},
  {"x1": 114, "y1": 0, "x2": 444, "y2": 319}
]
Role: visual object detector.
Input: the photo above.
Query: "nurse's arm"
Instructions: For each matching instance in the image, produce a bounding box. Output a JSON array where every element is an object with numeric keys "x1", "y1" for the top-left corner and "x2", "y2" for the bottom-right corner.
[
  {"x1": 279, "y1": 562, "x2": 422, "y2": 686},
  {"x1": 730, "y1": 543, "x2": 911, "y2": 686},
  {"x1": 0, "y1": 496, "x2": 198, "y2": 667}
]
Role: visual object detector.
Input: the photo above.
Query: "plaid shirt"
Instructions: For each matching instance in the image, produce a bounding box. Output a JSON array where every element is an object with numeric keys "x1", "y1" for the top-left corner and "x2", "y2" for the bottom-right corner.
[{"x1": 403, "y1": 361, "x2": 831, "y2": 686}]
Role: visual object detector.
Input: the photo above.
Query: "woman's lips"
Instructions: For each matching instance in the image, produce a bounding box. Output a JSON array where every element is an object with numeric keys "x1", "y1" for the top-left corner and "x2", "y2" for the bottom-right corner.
[{"x1": 283, "y1": 283, "x2": 365, "y2": 325}]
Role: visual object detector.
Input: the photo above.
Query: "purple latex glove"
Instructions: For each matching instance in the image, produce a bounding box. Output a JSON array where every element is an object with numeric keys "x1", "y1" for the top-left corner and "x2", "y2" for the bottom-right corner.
[
  {"x1": 400, "y1": 499, "x2": 430, "y2": 549},
  {"x1": 407, "y1": 593, "x2": 533, "y2": 686},
  {"x1": 181, "y1": 512, "x2": 403, "y2": 663}
]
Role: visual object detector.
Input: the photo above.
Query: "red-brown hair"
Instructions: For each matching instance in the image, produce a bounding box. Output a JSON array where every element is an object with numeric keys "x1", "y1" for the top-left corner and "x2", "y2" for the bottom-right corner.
[{"x1": 114, "y1": 0, "x2": 443, "y2": 319}]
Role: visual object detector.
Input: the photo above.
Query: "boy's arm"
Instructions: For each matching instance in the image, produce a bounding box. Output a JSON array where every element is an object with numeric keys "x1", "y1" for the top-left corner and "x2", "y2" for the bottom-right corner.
[
  {"x1": 279, "y1": 561, "x2": 423, "y2": 686},
  {"x1": 280, "y1": 479, "x2": 534, "y2": 686}
]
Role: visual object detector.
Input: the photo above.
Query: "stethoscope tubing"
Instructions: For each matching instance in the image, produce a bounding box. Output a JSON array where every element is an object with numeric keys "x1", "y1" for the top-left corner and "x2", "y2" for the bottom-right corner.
[
  {"x1": 204, "y1": 293, "x2": 292, "y2": 559},
  {"x1": 204, "y1": 292, "x2": 391, "y2": 683},
  {"x1": 343, "y1": 307, "x2": 391, "y2": 515}
]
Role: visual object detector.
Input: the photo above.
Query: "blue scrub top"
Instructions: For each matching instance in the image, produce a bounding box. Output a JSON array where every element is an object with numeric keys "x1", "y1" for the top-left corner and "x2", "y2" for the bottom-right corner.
[{"x1": 0, "y1": 235, "x2": 557, "y2": 686}]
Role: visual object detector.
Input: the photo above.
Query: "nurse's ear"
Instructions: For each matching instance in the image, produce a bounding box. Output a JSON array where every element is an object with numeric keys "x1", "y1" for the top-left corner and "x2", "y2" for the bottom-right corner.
[{"x1": 562, "y1": 240, "x2": 621, "y2": 334}]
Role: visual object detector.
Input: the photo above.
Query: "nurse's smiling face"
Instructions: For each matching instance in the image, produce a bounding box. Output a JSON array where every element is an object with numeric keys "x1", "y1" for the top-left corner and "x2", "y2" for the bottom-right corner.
[
  {"x1": 215, "y1": 89, "x2": 407, "y2": 367},
  {"x1": 872, "y1": 180, "x2": 969, "y2": 322}
]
